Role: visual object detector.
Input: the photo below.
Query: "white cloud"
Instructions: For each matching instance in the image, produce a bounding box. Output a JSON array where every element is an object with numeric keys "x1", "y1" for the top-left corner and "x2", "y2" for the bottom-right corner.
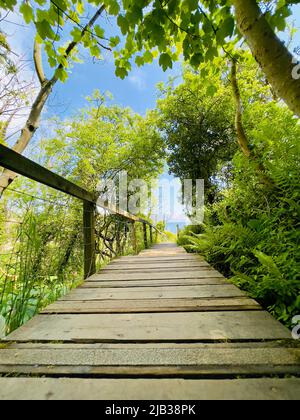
[{"x1": 128, "y1": 68, "x2": 147, "y2": 91}]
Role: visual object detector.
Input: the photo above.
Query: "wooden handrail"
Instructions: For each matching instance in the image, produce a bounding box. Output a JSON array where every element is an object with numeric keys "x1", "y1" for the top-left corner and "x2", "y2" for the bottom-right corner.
[
  {"x1": 0, "y1": 144, "x2": 95, "y2": 203},
  {"x1": 0, "y1": 144, "x2": 158, "y2": 278}
]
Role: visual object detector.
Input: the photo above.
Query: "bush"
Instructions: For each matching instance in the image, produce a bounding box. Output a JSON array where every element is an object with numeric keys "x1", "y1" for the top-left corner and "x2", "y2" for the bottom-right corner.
[{"x1": 181, "y1": 104, "x2": 300, "y2": 327}]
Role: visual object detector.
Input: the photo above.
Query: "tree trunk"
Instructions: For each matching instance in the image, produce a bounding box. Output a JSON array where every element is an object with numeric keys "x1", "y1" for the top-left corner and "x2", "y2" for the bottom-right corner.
[
  {"x1": 230, "y1": 61, "x2": 251, "y2": 158},
  {"x1": 0, "y1": 80, "x2": 55, "y2": 196},
  {"x1": 230, "y1": 61, "x2": 273, "y2": 187},
  {"x1": 232, "y1": 0, "x2": 300, "y2": 117}
]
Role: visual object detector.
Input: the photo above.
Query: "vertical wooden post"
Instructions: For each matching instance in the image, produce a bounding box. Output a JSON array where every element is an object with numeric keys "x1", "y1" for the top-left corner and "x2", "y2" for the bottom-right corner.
[
  {"x1": 116, "y1": 221, "x2": 121, "y2": 256},
  {"x1": 150, "y1": 225, "x2": 153, "y2": 244},
  {"x1": 83, "y1": 201, "x2": 96, "y2": 279},
  {"x1": 131, "y1": 222, "x2": 138, "y2": 254},
  {"x1": 143, "y1": 222, "x2": 148, "y2": 249}
]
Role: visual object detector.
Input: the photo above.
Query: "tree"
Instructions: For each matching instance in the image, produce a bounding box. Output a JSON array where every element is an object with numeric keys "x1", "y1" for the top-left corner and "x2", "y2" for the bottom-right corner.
[
  {"x1": 0, "y1": 3, "x2": 110, "y2": 196},
  {"x1": 156, "y1": 69, "x2": 237, "y2": 203},
  {"x1": 41, "y1": 92, "x2": 165, "y2": 190}
]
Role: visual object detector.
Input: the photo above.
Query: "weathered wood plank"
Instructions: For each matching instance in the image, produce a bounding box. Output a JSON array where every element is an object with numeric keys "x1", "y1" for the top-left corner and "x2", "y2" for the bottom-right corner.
[
  {"x1": 42, "y1": 297, "x2": 261, "y2": 313},
  {"x1": 0, "y1": 378, "x2": 299, "y2": 400},
  {"x1": 104, "y1": 262, "x2": 211, "y2": 270},
  {"x1": 87, "y1": 271, "x2": 224, "y2": 281},
  {"x1": 100, "y1": 267, "x2": 214, "y2": 274},
  {"x1": 1, "y1": 344, "x2": 298, "y2": 366},
  {"x1": 81, "y1": 277, "x2": 228, "y2": 288},
  {"x1": 0, "y1": 344, "x2": 299, "y2": 376},
  {"x1": 58, "y1": 285, "x2": 246, "y2": 301},
  {"x1": 5, "y1": 341, "x2": 298, "y2": 349},
  {"x1": 111, "y1": 254, "x2": 205, "y2": 264},
  {"x1": 5, "y1": 311, "x2": 290, "y2": 342}
]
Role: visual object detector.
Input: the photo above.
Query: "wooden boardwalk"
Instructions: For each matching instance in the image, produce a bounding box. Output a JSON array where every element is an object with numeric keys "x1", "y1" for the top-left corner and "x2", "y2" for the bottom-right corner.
[{"x1": 0, "y1": 243, "x2": 299, "y2": 400}]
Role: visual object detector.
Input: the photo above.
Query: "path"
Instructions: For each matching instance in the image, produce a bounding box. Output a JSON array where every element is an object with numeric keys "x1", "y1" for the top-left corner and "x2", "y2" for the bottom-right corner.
[{"x1": 0, "y1": 243, "x2": 299, "y2": 400}]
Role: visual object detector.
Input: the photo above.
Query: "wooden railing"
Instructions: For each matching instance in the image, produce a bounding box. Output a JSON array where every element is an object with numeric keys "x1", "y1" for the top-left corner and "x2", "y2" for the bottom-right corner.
[{"x1": 0, "y1": 144, "x2": 158, "y2": 278}]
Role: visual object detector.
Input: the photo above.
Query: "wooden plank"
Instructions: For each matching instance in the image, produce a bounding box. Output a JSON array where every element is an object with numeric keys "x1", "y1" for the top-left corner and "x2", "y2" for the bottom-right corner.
[
  {"x1": 4, "y1": 341, "x2": 297, "y2": 349},
  {"x1": 87, "y1": 271, "x2": 224, "y2": 281},
  {"x1": 101, "y1": 267, "x2": 214, "y2": 274},
  {"x1": 58, "y1": 285, "x2": 246, "y2": 300},
  {"x1": 42, "y1": 297, "x2": 261, "y2": 313},
  {"x1": 101, "y1": 262, "x2": 213, "y2": 272},
  {"x1": 4, "y1": 311, "x2": 290, "y2": 342},
  {"x1": 0, "y1": 377, "x2": 299, "y2": 400},
  {"x1": 115, "y1": 256, "x2": 204, "y2": 262},
  {"x1": 0, "y1": 345, "x2": 298, "y2": 376},
  {"x1": 81, "y1": 278, "x2": 228, "y2": 288},
  {"x1": 108, "y1": 262, "x2": 206, "y2": 267}
]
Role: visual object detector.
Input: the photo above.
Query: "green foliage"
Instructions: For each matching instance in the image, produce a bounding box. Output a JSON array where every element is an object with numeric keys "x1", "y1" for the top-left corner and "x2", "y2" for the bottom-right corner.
[
  {"x1": 155, "y1": 67, "x2": 237, "y2": 203},
  {"x1": 177, "y1": 224, "x2": 204, "y2": 247},
  {"x1": 0, "y1": 94, "x2": 165, "y2": 334},
  {"x1": 42, "y1": 92, "x2": 164, "y2": 191},
  {"x1": 0, "y1": 199, "x2": 83, "y2": 335},
  {"x1": 0, "y1": 1, "x2": 294, "y2": 83},
  {"x1": 180, "y1": 102, "x2": 300, "y2": 326}
]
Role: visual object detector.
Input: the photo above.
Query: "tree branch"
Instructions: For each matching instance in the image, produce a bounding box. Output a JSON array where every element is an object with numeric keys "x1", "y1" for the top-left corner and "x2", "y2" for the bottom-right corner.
[{"x1": 33, "y1": 37, "x2": 46, "y2": 85}]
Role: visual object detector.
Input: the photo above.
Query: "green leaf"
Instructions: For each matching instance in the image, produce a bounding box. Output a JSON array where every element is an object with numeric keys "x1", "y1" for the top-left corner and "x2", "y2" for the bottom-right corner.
[
  {"x1": 115, "y1": 66, "x2": 128, "y2": 79},
  {"x1": 70, "y1": 27, "x2": 82, "y2": 42},
  {"x1": 216, "y1": 16, "x2": 235, "y2": 44},
  {"x1": 76, "y1": 1, "x2": 84, "y2": 14},
  {"x1": 117, "y1": 15, "x2": 129, "y2": 35},
  {"x1": 206, "y1": 85, "x2": 217, "y2": 96},
  {"x1": 94, "y1": 25, "x2": 105, "y2": 39},
  {"x1": 48, "y1": 56, "x2": 57, "y2": 68},
  {"x1": 108, "y1": 0, "x2": 120, "y2": 16},
  {"x1": 143, "y1": 50, "x2": 153, "y2": 64},
  {"x1": 110, "y1": 36, "x2": 120, "y2": 48},
  {"x1": 276, "y1": 0, "x2": 286, "y2": 10},
  {"x1": 135, "y1": 55, "x2": 144, "y2": 66},
  {"x1": 90, "y1": 45, "x2": 101, "y2": 58},
  {"x1": 253, "y1": 250, "x2": 282, "y2": 278},
  {"x1": 126, "y1": 5, "x2": 143, "y2": 24},
  {"x1": 190, "y1": 53, "x2": 203, "y2": 67},
  {"x1": 55, "y1": 67, "x2": 68, "y2": 82},
  {"x1": 159, "y1": 52, "x2": 173, "y2": 71},
  {"x1": 35, "y1": 20, "x2": 56, "y2": 40},
  {"x1": 20, "y1": 2, "x2": 34, "y2": 24}
]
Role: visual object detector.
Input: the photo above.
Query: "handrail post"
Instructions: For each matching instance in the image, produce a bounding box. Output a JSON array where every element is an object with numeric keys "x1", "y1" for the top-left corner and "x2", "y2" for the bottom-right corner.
[
  {"x1": 150, "y1": 225, "x2": 153, "y2": 244},
  {"x1": 131, "y1": 221, "x2": 138, "y2": 254},
  {"x1": 83, "y1": 201, "x2": 96, "y2": 279},
  {"x1": 116, "y1": 221, "x2": 121, "y2": 256},
  {"x1": 143, "y1": 222, "x2": 148, "y2": 249}
]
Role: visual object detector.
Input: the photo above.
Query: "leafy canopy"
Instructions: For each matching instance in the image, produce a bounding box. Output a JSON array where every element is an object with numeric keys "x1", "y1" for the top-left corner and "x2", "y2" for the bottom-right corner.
[{"x1": 0, "y1": 0, "x2": 294, "y2": 81}]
